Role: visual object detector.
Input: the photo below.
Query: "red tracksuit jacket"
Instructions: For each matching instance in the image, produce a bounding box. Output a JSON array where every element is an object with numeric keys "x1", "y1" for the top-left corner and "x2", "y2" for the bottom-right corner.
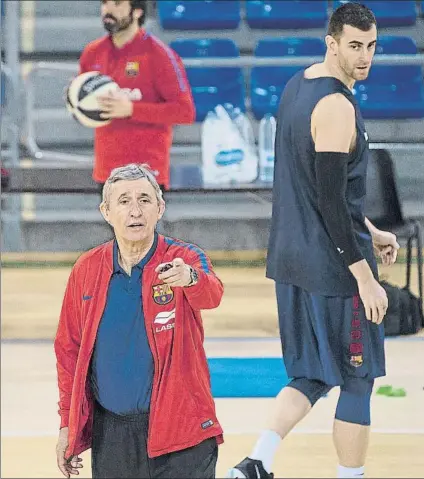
[
  {"x1": 79, "y1": 29, "x2": 195, "y2": 188},
  {"x1": 54, "y1": 235, "x2": 224, "y2": 459}
]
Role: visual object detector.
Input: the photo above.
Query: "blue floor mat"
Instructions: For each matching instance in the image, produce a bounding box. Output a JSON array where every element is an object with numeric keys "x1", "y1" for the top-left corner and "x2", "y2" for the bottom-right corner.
[{"x1": 208, "y1": 357, "x2": 290, "y2": 398}]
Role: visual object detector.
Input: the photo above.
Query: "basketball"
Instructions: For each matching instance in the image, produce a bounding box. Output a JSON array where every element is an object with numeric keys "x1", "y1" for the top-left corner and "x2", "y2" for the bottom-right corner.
[{"x1": 66, "y1": 71, "x2": 119, "y2": 128}]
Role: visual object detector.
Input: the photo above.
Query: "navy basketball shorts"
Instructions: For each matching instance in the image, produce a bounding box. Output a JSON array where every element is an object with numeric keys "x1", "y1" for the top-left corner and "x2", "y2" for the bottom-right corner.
[{"x1": 275, "y1": 283, "x2": 386, "y2": 386}]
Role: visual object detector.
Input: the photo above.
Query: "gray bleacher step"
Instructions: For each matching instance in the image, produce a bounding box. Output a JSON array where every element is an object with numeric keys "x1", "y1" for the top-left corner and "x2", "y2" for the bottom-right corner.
[
  {"x1": 33, "y1": 1, "x2": 101, "y2": 18},
  {"x1": 18, "y1": 217, "x2": 271, "y2": 253},
  {"x1": 22, "y1": 193, "x2": 272, "y2": 222},
  {"x1": 13, "y1": 215, "x2": 421, "y2": 253},
  {"x1": 31, "y1": 194, "x2": 100, "y2": 212},
  {"x1": 29, "y1": 62, "x2": 77, "y2": 109},
  {"x1": 162, "y1": 216, "x2": 271, "y2": 250},
  {"x1": 165, "y1": 195, "x2": 272, "y2": 220},
  {"x1": 22, "y1": 210, "x2": 103, "y2": 223},
  {"x1": 403, "y1": 201, "x2": 424, "y2": 219},
  {"x1": 34, "y1": 108, "x2": 94, "y2": 146},
  {"x1": 17, "y1": 217, "x2": 272, "y2": 252},
  {"x1": 21, "y1": 17, "x2": 104, "y2": 54},
  {"x1": 19, "y1": 220, "x2": 114, "y2": 252},
  {"x1": 17, "y1": 194, "x2": 273, "y2": 251},
  {"x1": 395, "y1": 177, "x2": 424, "y2": 203},
  {"x1": 43, "y1": 147, "x2": 94, "y2": 157},
  {"x1": 32, "y1": 108, "x2": 424, "y2": 147},
  {"x1": 15, "y1": 206, "x2": 424, "y2": 254}
]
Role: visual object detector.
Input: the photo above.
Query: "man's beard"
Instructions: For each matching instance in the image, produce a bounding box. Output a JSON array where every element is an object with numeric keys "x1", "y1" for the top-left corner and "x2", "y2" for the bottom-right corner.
[
  {"x1": 339, "y1": 54, "x2": 370, "y2": 82},
  {"x1": 339, "y1": 57, "x2": 357, "y2": 81},
  {"x1": 103, "y1": 13, "x2": 133, "y2": 34}
]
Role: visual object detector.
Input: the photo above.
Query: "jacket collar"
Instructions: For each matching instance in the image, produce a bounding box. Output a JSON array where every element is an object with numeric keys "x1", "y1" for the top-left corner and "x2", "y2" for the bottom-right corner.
[
  {"x1": 112, "y1": 232, "x2": 159, "y2": 273},
  {"x1": 101, "y1": 234, "x2": 169, "y2": 274}
]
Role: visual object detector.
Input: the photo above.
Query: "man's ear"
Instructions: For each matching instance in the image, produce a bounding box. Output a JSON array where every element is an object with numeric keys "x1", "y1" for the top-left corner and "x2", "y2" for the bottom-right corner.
[
  {"x1": 325, "y1": 34, "x2": 338, "y2": 56},
  {"x1": 133, "y1": 7, "x2": 143, "y2": 23},
  {"x1": 157, "y1": 200, "x2": 165, "y2": 221},
  {"x1": 100, "y1": 201, "x2": 111, "y2": 224}
]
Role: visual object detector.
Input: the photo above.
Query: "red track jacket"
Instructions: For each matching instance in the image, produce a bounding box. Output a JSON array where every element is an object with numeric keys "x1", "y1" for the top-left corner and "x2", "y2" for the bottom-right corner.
[
  {"x1": 54, "y1": 235, "x2": 224, "y2": 459},
  {"x1": 79, "y1": 29, "x2": 195, "y2": 188}
]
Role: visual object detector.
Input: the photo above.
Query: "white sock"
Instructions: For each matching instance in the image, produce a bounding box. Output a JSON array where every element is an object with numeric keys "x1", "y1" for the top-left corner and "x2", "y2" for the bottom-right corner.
[
  {"x1": 249, "y1": 429, "x2": 281, "y2": 473},
  {"x1": 337, "y1": 465, "x2": 365, "y2": 478}
]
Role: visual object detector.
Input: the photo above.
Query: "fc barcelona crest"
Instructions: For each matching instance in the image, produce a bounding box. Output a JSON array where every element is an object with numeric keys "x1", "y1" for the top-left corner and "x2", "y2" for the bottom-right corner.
[
  {"x1": 125, "y1": 61, "x2": 139, "y2": 77},
  {"x1": 350, "y1": 355, "x2": 363, "y2": 368},
  {"x1": 152, "y1": 284, "x2": 174, "y2": 305}
]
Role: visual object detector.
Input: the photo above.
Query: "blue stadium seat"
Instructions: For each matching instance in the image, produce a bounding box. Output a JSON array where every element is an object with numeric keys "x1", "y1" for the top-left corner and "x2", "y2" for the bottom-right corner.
[
  {"x1": 170, "y1": 39, "x2": 245, "y2": 122},
  {"x1": 246, "y1": 1, "x2": 328, "y2": 29},
  {"x1": 251, "y1": 38, "x2": 326, "y2": 119},
  {"x1": 354, "y1": 36, "x2": 424, "y2": 119},
  {"x1": 333, "y1": 1, "x2": 416, "y2": 27},
  {"x1": 158, "y1": 1, "x2": 240, "y2": 30}
]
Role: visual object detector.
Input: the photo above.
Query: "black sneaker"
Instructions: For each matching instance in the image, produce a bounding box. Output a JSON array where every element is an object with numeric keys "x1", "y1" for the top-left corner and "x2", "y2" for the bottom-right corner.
[{"x1": 227, "y1": 457, "x2": 274, "y2": 479}]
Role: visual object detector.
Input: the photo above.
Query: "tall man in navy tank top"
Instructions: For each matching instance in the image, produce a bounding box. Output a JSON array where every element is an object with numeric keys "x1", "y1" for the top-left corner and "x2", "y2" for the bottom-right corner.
[{"x1": 228, "y1": 4, "x2": 400, "y2": 479}]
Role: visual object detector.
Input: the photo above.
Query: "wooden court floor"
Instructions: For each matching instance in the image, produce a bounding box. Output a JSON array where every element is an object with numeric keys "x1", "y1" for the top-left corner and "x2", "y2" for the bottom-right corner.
[
  {"x1": 2, "y1": 264, "x2": 424, "y2": 478},
  {"x1": 2, "y1": 262, "x2": 423, "y2": 339}
]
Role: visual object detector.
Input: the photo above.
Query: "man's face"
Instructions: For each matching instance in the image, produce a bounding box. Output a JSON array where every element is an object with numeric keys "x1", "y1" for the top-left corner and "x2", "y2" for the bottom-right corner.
[
  {"x1": 101, "y1": 0, "x2": 139, "y2": 34},
  {"x1": 101, "y1": 178, "x2": 165, "y2": 244},
  {"x1": 330, "y1": 24, "x2": 377, "y2": 81}
]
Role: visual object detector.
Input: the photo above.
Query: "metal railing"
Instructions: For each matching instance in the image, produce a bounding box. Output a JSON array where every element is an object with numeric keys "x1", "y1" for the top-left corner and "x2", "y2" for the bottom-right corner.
[{"x1": 1, "y1": 62, "x2": 20, "y2": 166}]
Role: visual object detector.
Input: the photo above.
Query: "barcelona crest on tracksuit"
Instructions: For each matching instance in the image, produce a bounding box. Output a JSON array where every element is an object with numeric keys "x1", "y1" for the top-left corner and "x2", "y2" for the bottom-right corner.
[
  {"x1": 125, "y1": 61, "x2": 139, "y2": 77},
  {"x1": 152, "y1": 284, "x2": 174, "y2": 305}
]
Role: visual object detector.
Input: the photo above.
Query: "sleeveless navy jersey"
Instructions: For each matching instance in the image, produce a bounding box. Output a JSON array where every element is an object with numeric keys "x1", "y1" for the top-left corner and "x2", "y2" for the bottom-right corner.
[{"x1": 266, "y1": 70, "x2": 377, "y2": 296}]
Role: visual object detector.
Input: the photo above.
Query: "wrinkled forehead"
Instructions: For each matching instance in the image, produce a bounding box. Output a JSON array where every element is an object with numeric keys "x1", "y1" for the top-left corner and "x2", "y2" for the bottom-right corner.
[
  {"x1": 110, "y1": 178, "x2": 156, "y2": 199},
  {"x1": 339, "y1": 24, "x2": 377, "y2": 44}
]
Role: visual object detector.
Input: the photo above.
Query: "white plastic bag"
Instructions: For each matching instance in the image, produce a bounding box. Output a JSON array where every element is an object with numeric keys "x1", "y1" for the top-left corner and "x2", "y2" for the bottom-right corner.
[{"x1": 201, "y1": 104, "x2": 258, "y2": 185}]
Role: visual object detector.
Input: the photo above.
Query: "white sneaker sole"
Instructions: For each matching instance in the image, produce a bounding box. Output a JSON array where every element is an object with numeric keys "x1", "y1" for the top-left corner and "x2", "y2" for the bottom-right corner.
[{"x1": 226, "y1": 468, "x2": 247, "y2": 478}]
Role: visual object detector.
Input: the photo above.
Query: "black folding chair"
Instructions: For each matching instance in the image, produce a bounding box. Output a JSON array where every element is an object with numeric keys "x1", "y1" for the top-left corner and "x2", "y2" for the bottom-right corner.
[{"x1": 365, "y1": 150, "x2": 423, "y2": 309}]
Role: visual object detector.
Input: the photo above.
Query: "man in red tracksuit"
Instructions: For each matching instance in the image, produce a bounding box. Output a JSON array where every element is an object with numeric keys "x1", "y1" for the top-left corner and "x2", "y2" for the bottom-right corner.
[
  {"x1": 54, "y1": 163, "x2": 224, "y2": 478},
  {"x1": 79, "y1": 0, "x2": 195, "y2": 190}
]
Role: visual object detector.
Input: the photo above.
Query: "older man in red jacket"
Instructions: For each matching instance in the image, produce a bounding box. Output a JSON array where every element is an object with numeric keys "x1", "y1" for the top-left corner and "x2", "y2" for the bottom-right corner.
[
  {"x1": 79, "y1": 0, "x2": 195, "y2": 190},
  {"x1": 54, "y1": 163, "x2": 224, "y2": 478}
]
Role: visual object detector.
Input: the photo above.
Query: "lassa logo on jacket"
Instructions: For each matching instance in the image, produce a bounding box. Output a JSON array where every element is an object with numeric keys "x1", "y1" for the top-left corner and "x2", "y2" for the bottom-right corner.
[{"x1": 154, "y1": 308, "x2": 175, "y2": 333}]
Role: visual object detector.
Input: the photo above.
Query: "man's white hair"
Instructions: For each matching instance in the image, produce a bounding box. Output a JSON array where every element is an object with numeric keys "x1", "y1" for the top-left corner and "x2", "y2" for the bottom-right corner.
[{"x1": 102, "y1": 163, "x2": 164, "y2": 206}]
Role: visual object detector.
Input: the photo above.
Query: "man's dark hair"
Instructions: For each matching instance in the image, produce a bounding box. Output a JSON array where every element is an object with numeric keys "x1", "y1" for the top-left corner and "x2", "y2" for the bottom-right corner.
[
  {"x1": 130, "y1": 0, "x2": 147, "y2": 26},
  {"x1": 328, "y1": 2, "x2": 376, "y2": 40}
]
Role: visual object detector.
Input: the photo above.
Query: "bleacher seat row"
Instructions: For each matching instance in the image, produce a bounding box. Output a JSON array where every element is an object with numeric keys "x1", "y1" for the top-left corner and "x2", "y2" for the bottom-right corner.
[
  {"x1": 158, "y1": 1, "x2": 419, "y2": 30},
  {"x1": 170, "y1": 38, "x2": 246, "y2": 121},
  {"x1": 172, "y1": 36, "x2": 424, "y2": 121}
]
